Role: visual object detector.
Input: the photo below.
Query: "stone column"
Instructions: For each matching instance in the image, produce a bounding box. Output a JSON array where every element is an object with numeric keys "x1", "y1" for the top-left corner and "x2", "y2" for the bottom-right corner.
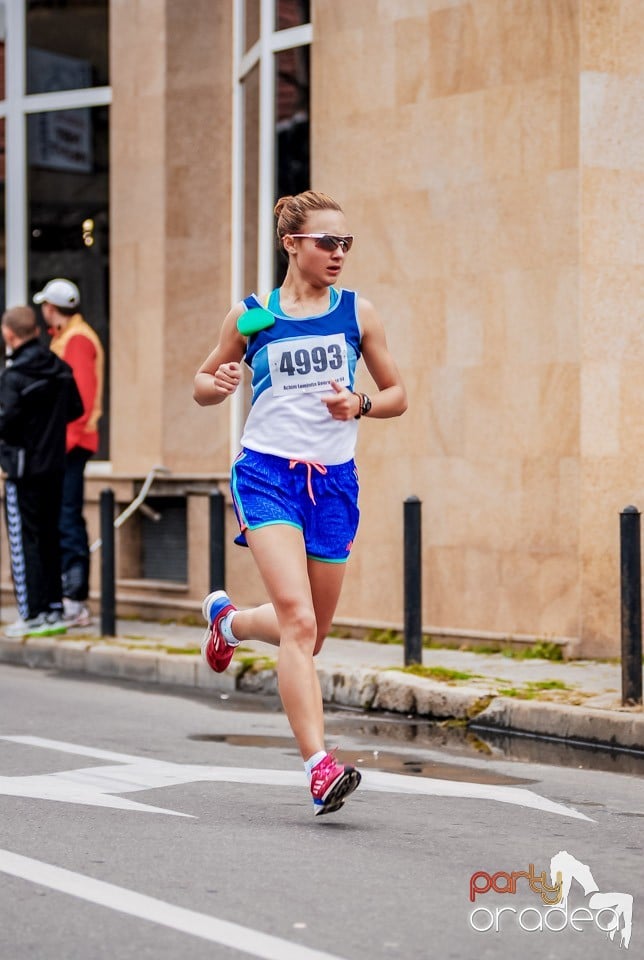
[
  {"x1": 578, "y1": 0, "x2": 644, "y2": 654},
  {"x1": 109, "y1": 0, "x2": 234, "y2": 476}
]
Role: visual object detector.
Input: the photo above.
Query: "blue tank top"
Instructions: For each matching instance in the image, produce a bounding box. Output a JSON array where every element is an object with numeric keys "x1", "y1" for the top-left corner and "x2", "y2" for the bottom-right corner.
[{"x1": 239, "y1": 288, "x2": 362, "y2": 464}]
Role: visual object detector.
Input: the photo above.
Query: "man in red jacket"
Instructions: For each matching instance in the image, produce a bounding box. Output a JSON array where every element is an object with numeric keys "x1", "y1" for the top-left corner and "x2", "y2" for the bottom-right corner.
[{"x1": 33, "y1": 278, "x2": 104, "y2": 627}]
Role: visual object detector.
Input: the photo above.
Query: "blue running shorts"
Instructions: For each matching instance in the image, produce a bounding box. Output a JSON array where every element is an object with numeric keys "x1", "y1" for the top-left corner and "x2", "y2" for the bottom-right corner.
[{"x1": 231, "y1": 448, "x2": 360, "y2": 563}]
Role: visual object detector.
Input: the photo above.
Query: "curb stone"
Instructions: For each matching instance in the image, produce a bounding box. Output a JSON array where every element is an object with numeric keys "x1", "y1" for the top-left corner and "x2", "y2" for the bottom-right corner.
[
  {"x1": 474, "y1": 697, "x2": 644, "y2": 752},
  {"x1": 238, "y1": 667, "x2": 279, "y2": 695},
  {"x1": 0, "y1": 636, "x2": 642, "y2": 752},
  {"x1": 18, "y1": 636, "x2": 58, "y2": 669},
  {"x1": 317, "y1": 667, "x2": 379, "y2": 709},
  {"x1": 195, "y1": 658, "x2": 240, "y2": 693},
  {"x1": 85, "y1": 644, "x2": 159, "y2": 682},
  {"x1": 55, "y1": 638, "x2": 92, "y2": 673},
  {"x1": 370, "y1": 670, "x2": 494, "y2": 719},
  {"x1": 157, "y1": 654, "x2": 197, "y2": 688}
]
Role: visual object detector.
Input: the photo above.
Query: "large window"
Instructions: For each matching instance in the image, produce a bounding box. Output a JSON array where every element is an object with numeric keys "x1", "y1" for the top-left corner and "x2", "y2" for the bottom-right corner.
[
  {"x1": 242, "y1": 63, "x2": 260, "y2": 296},
  {"x1": 276, "y1": 0, "x2": 310, "y2": 31},
  {"x1": 275, "y1": 44, "x2": 309, "y2": 199},
  {"x1": 0, "y1": 0, "x2": 110, "y2": 456},
  {"x1": 233, "y1": 0, "x2": 311, "y2": 296},
  {"x1": 231, "y1": 0, "x2": 311, "y2": 453},
  {"x1": 26, "y1": 0, "x2": 109, "y2": 93}
]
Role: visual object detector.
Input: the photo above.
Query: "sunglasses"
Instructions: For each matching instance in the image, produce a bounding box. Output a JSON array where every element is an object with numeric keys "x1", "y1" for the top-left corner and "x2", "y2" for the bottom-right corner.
[{"x1": 288, "y1": 233, "x2": 354, "y2": 252}]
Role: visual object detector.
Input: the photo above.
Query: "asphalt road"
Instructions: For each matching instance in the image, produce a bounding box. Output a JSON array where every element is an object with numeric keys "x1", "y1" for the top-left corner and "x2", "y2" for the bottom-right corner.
[{"x1": 0, "y1": 664, "x2": 641, "y2": 960}]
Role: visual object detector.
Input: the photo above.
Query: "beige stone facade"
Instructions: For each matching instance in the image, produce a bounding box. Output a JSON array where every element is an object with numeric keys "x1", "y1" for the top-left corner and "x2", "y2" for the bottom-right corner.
[{"x1": 75, "y1": 1, "x2": 643, "y2": 656}]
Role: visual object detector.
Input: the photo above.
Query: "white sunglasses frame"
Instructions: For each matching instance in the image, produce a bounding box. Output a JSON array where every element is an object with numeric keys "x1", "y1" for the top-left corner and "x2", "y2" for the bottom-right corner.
[{"x1": 287, "y1": 233, "x2": 354, "y2": 252}]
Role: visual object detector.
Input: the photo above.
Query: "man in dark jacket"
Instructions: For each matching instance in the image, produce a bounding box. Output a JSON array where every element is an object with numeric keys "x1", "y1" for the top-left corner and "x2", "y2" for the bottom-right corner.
[{"x1": 0, "y1": 306, "x2": 83, "y2": 637}]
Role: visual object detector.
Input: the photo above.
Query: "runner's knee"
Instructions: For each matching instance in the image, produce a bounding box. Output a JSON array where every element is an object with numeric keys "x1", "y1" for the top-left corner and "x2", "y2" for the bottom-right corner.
[{"x1": 279, "y1": 601, "x2": 317, "y2": 648}]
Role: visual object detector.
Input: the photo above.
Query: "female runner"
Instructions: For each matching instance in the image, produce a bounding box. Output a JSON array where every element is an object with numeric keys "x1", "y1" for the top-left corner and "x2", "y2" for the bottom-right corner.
[{"x1": 194, "y1": 190, "x2": 407, "y2": 815}]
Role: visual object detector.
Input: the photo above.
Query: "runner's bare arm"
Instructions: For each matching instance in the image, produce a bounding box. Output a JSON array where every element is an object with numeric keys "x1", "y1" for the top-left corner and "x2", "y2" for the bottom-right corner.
[
  {"x1": 354, "y1": 297, "x2": 407, "y2": 418},
  {"x1": 193, "y1": 305, "x2": 247, "y2": 406},
  {"x1": 321, "y1": 298, "x2": 407, "y2": 420}
]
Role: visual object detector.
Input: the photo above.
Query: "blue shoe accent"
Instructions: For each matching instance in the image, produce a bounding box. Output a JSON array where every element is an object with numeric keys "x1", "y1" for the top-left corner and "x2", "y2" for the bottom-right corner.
[
  {"x1": 202, "y1": 590, "x2": 232, "y2": 625},
  {"x1": 200, "y1": 589, "x2": 238, "y2": 673},
  {"x1": 313, "y1": 797, "x2": 345, "y2": 816}
]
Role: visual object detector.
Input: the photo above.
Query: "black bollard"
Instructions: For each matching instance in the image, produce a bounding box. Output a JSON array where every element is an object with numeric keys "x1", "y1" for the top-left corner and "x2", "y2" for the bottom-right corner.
[
  {"x1": 620, "y1": 505, "x2": 643, "y2": 705},
  {"x1": 404, "y1": 496, "x2": 422, "y2": 666},
  {"x1": 100, "y1": 488, "x2": 116, "y2": 637},
  {"x1": 209, "y1": 488, "x2": 226, "y2": 592}
]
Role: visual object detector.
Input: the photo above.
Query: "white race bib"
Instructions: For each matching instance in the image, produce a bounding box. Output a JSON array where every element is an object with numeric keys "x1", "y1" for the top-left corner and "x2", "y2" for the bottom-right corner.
[{"x1": 267, "y1": 334, "x2": 349, "y2": 396}]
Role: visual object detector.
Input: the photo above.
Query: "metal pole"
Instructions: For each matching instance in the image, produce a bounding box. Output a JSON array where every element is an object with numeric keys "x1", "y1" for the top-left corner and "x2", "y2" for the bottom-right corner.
[
  {"x1": 100, "y1": 488, "x2": 116, "y2": 637},
  {"x1": 209, "y1": 488, "x2": 226, "y2": 592},
  {"x1": 620, "y1": 505, "x2": 642, "y2": 705},
  {"x1": 404, "y1": 496, "x2": 422, "y2": 666}
]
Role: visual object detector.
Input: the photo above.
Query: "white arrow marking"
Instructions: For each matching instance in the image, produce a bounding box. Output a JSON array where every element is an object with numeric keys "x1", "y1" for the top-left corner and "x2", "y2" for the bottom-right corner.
[
  {"x1": 0, "y1": 849, "x2": 349, "y2": 960},
  {"x1": 0, "y1": 734, "x2": 593, "y2": 821}
]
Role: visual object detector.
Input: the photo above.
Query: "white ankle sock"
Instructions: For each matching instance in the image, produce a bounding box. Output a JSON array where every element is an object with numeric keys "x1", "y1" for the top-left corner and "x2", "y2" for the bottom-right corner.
[
  {"x1": 304, "y1": 751, "x2": 327, "y2": 780},
  {"x1": 219, "y1": 611, "x2": 240, "y2": 646}
]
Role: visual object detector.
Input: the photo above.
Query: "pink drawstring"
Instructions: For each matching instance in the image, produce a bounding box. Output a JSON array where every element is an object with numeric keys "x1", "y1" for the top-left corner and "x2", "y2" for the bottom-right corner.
[{"x1": 289, "y1": 459, "x2": 327, "y2": 505}]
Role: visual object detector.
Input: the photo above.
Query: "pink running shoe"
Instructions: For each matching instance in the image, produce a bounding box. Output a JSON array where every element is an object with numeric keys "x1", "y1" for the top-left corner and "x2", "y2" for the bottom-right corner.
[
  {"x1": 310, "y1": 750, "x2": 361, "y2": 816},
  {"x1": 201, "y1": 590, "x2": 238, "y2": 673}
]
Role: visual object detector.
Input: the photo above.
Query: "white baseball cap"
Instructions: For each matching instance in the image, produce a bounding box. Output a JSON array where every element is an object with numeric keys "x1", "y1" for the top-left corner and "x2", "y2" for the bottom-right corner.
[{"x1": 33, "y1": 278, "x2": 80, "y2": 309}]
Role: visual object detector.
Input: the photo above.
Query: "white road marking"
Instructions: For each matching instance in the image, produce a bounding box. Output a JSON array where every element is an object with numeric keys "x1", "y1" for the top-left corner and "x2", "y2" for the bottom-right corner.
[
  {"x1": 0, "y1": 849, "x2": 348, "y2": 960},
  {"x1": 0, "y1": 734, "x2": 593, "y2": 821}
]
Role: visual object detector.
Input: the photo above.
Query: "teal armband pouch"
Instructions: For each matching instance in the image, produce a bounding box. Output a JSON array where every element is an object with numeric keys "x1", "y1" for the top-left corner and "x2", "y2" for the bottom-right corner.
[{"x1": 237, "y1": 307, "x2": 275, "y2": 337}]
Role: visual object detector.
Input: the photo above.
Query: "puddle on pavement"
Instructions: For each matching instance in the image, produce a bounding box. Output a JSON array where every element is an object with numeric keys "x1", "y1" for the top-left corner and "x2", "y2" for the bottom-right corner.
[
  {"x1": 471, "y1": 724, "x2": 644, "y2": 777},
  {"x1": 190, "y1": 699, "x2": 644, "y2": 780},
  {"x1": 188, "y1": 732, "x2": 533, "y2": 785},
  {"x1": 332, "y1": 710, "x2": 644, "y2": 777}
]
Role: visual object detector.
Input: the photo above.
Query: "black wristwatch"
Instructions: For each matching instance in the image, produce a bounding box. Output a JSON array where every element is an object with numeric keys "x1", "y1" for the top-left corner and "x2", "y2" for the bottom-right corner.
[{"x1": 354, "y1": 392, "x2": 372, "y2": 419}]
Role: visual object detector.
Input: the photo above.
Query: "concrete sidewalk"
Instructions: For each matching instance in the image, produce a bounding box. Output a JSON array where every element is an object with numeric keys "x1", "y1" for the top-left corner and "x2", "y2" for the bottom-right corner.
[{"x1": 1, "y1": 610, "x2": 642, "y2": 753}]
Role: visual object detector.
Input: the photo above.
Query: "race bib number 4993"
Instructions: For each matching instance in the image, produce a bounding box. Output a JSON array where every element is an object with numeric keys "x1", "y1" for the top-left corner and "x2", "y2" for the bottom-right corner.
[{"x1": 267, "y1": 334, "x2": 349, "y2": 396}]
